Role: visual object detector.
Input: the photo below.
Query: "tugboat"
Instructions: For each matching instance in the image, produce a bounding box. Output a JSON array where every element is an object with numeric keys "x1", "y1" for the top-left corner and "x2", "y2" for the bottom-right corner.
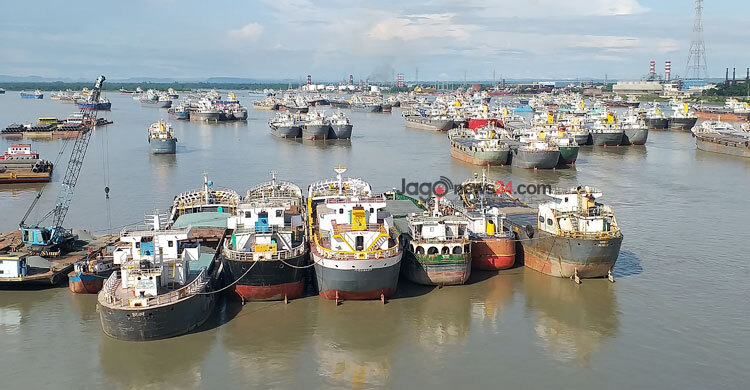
[
  {"x1": 328, "y1": 112, "x2": 353, "y2": 139},
  {"x1": 398, "y1": 197, "x2": 471, "y2": 286},
  {"x1": 510, "y1": 186, "x2": 623, "y2": 279},
  {"x1": 269, "y1": 113, "x2": 301, "y2": 138},
  {"x1": 308, "y1": 167, "x2": 402, "y2": 302},
  {"x1": 68, "y1": 251, "x2": 117, "y2": 294},
  {"x1": 148, "y1": 120, "x2": 177, "y2": 154},
  {"x1": 448, "y1": 126, "x2": 510, "y2": 166},
  {"x1": 222, "y1": 173, "x2": 309, "y2": 302},
  {"x1": 97, "y1": 215, "x2": 223, "y2": 341},
  {"x1": 454, "y1": 172, "x2": 516, "y2": 270}
]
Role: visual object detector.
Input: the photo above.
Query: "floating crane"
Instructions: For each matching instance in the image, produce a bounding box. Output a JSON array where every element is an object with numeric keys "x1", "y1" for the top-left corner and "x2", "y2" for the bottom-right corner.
[{"x1": 19, "y1": 75, "x2": 106, "y2": 250}]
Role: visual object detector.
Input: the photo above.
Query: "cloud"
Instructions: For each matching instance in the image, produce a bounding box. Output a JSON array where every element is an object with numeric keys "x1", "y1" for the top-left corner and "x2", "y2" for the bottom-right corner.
[
  {"x1": 367, "y1": 13, "x2": 475, "y2": 41},
  {"x1": 228, "y1": 23, "x2": 263, "y2": 41},
  {"x1": 463, "y1": 0, "x2": 648, "y2": 17}
]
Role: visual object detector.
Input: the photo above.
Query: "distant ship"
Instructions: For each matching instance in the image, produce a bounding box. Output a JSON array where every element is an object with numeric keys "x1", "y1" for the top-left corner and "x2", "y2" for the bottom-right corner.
[
  {"x1": 20, "y1": 90, "x2": 43, "y2": 99},
  {"x1": 148, "y1": 120, "x2": 177, "y2": 154}
]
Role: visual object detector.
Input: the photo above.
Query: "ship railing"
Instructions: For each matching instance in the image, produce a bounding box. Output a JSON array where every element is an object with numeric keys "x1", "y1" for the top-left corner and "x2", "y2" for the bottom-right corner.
[
  {"x1": 312, "y1": 233, "x2": 400, "y2": 260},
  {"x1": 103, "y1": 269, "x2": 208, "y2": 308},
  {"x1": 222, "y1": 241, "x2": 307, "y2": 261},
  {"x1": 101, "y1": 271, "x2": 121, "y2": 305},
  {"x1": 232, "y1": 225, "x2": 298, "y2": 235},
  {"x1": 557, "y1": 229, "x2": 621, "y2": 240},
  {"x1": 331, "y1": 223, "x2": 387, "y2": 235}
]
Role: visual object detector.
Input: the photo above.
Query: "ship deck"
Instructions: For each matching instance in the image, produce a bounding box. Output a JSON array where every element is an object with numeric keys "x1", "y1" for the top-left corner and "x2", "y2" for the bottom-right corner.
[{"x1": 385, "y1": 199, "x2": 424, "y2": 218}]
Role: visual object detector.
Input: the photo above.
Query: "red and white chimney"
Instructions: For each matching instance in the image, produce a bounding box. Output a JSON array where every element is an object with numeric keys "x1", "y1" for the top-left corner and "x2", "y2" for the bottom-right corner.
[
  {"x1": 665, "y1": 61, "x2": 671, "y2": 81},
  {"x1": 649, "y1": 60, "x2": 655, "y2": 76},
  {"x1": 307, "y1": 75, "x2": 311, "y2": 85}
]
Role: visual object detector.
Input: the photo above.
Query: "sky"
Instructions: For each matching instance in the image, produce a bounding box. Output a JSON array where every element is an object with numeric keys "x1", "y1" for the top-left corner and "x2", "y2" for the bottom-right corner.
[{"x1": 1, "y1": 0, "x2": 749, "y2": 81}]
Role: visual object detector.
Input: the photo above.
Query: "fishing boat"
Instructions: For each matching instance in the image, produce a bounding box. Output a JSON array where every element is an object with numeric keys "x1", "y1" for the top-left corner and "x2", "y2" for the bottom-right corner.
[
  {"x1": 68, "y1": 252, "x2": 117, "y2": 294},
  {"x1": 269, "y1": 113, "x2": 301, "y2": 138},
  {"x1": 308, "y1": 167, "x2": 402, "y2": 302},
  {"x1": 20, "y1": 90, "x2": 43, "y2": 99},
  {"x1": 97, "y1": 215, "x2": 224, "y2": 341},
  {"x1": 454, "y1": 174, "x2": 516, "y2": 270},
  {"x1": 328, "y1": 112, "x2": 353, "y2": 139},
  {"x1": 448, "y1": 126, "x2": 510, "y2": 166},
  {"x1": 398, "y1": 197, "x2": 471, "y2": 286},
  {"x1": 222, "y1": 173, "x2": 309, "y2": 301},
  {"x1": 148, "y1": 120, "x2": 177, "y2": 154},
  {"x1": 509, "y1": 186, "x2": 623, "y2": 279}
]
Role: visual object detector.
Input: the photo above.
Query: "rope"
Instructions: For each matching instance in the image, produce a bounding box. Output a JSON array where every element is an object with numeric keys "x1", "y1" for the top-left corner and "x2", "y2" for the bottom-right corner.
[
  {"x1": 196, "y1": 259, "x2": 258, "y2": 295},
  {"x1": 278, "y1": 257, "x2": 315, "y2": 269}
]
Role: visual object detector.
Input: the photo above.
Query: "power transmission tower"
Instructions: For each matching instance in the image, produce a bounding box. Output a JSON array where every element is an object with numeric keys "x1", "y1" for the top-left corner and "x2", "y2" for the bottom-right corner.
[{"x1": 685, "y1": 0, "x2": 708, "y2": 79}]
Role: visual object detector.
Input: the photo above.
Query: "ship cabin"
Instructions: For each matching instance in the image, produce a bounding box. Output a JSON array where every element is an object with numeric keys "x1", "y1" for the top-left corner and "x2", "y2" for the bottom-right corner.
[
  {"x1": 113, "y1": 216, "x2": 201, "y2": 305},
  {"x1": 538, "y1": 187, "x2": 619, "y2": 238},
  {"x1": 2, "y1": 144, "x2": 38, "y2": 160},
  {"x1": 462, "y1": 206, "x2": 512, "y2": 239},
  {"x1": 0, "y1": 255, "x2": 29, "y2": 279},
  {"x1": 225, "y1": 197, "x2": 306, "y2": 260},
  {"x1": 316, "y1": 197, "x2": 394, "y2": 253},
  {"x1": 406, "y1": 212, "x2": 470, "y2": 256}
]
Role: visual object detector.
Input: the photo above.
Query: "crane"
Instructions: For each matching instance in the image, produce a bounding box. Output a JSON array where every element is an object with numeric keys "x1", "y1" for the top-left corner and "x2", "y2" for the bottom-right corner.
[{"x1": 19, "y1": 75, "x2": 106, "y2": 250}]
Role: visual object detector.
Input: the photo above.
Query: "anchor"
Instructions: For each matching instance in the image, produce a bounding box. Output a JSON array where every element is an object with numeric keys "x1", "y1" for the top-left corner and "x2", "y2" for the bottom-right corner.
[
  {"x1": 572, "y1": 269, "x2": 581, "y2": 284},
  {"x1": 608, "y1": 269, "x2": 615, "y2": 283}
]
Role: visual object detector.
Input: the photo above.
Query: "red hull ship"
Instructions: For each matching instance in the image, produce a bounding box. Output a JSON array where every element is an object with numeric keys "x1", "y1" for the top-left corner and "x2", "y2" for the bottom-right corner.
[{"x1": 471, "y1": 236, "x2": 516, "y2": 270}]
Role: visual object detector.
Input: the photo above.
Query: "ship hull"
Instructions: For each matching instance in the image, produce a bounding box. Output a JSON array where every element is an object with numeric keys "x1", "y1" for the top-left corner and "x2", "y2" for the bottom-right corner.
[
  {"x1": 351, "y1": 104, "x2": 381, "y2": 113},
  {"x1": 77, "y1": 102, "x2": 111, "y2": 111},
  {"x1": 312, "y1": 249, "x2": 401, "y2": 300},
  {"x1": 329, "y1": 124, "x2": 353, "y2": 139},
  {"x1": 511, "y1": 149, "x2": 560, "y2": 169},
  {"x1": 515, "y1": 228, "x2": 623, "y2": 278},
  {"x1": 192, "y1": 112, "x2": 220, "y2": 121},
  {"x1": 233, "y1": 110, "x2": 248, "y2": 120},
  {"x1": 222, "y1": 252, "x2": 308, "y2": 301},
  {"x1": 622, "y1": 128, "x2": 649, "y2": 145},
  {"x1": 21, "y1": 94, "x2": 43, "y2": 99},
  {"x1": 450, "y1": 144, "x2": 509, "y2": 166},
  {"x1": 696, "y1": 111, "x2": 749, "y2": 121},
  {"x1": 284, "y1": 105, "x2": 308, "y2": 113},
  {"x1": 572, "y1": 133, "x2": 591, "y2": 145},
  {"x1": 150, "y1": 138, "x2": 177, "y2": 154},
  {"x1": 401, "y1": 251, "x2": 471, "y2": 286},
  {"x1": 270, "y1": 125, "x2": 301, "y2": 138},
  {"x1": 591, "y1": 131, "x2": 624, "y2": 146},
  {"x1": 404, "y1": 116, "x2": 454, "y2": 131},
  {"x1": 141, "y1": 100, "x2": 172, "y2": 108},
  {"x1": 302, "y1": 124, "x2": 329, "y2": 140},
  {"x1": 646, "y1": 118, "x2": 669, "y2": 130},
  {"x1": 471, "y1": 236, "x2": 516, "y2": 270},
  {"x1": 171, "y1": 111, "x2": 190, "y2": 120},
  {"x1": 695, "y1": 134, "x2": 750, "y2": 158},
  {"x1": 558, "y1": 146, "x2": 579, "y2": 164},
  {"x1": 98, "y1": 292, "x2": 216, "y2": 341},
  {"x1": 669, "y1": 117, "x2": 698, "y2": 131}
]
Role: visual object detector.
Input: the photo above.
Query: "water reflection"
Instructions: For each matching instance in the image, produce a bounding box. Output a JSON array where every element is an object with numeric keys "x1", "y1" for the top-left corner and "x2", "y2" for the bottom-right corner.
[
  {"x1": 470, "y1": 273, "x2": 518, "y2": 332},
  {"x1": 314, "y1": 300, "x2": 401, "y2": 389},
  {"x1": 522, "y1": 269, "x2": 618, "y2": 368},
  {"x1": 99, "y1": 330, "x2": 215, "y2": 389},
  {"x1": 222, "y1": 300, "x2": 312, "y2": 388},
  {"x1": 409, "y1": 283, "x2": 472, "y2": 357}
]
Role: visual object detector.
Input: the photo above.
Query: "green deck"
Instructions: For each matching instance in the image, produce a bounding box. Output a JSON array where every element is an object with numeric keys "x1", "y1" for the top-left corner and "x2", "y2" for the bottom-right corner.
[
  {"x1": 190, "y1": 252, "x2": 215, "y2": 274},
  {"x1": 172, "y1": 212, "x2": 229, "y2": 229}
]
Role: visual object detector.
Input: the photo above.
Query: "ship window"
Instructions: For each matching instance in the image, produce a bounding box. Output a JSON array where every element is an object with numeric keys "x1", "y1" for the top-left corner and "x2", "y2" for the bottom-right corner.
[
  {"x1": 539, "y1": 216, "x2": 544, "y2": 223},
  {"x1": 168, "y1": 240, "x2": 174, "y2": 247},
  {"x1": 453, "y1": 246, "x2": 462, "y2": 254},
  {"x1": 369, "y1": 208, "x2": 374, "y2": 213},
  {"x1": 276, "y1": 210, "x2": 283, "y2": 217},
  {"x1": 355, "y1": 236, "x2": 364, "y2": 251},
  {"x1": 136, "y1": 242, "x2": 140, "y2": 248},
  {"x1": 339, "y1": 208, "x2": 344, "y2": 214},
  {"x1": 245, "y1": 211, "x2": 252, "y2": 218},
  {"x1": 442, "y1": 247, "x2": 450, "y2": 255},
  {"x1": 428, "y1": 247, "x2": 438, "y2": 255},
  {"x1": 547, "y1": 218, "x2": 553, "y2": 226},
  {"x1": 416, "y1": 246, "x2": 425, "y2": 254},
  {"x1": 564, "y1": 197, "x2": 569, "y2": 202}
]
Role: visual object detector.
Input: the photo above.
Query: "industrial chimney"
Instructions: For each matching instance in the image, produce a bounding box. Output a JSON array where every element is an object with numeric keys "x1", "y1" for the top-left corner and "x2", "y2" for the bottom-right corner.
[
  {"x1": 733, "y1": 68, "x2": 736, "y2": 84},
  {"x1": 650, "y1": 60, "x2": 655, "y2": 76},
  {"x1": 307, "y1": 75, "x2": 311, "y2": 85},
  {"x1": 349, "y1": 74, "x2": 354, "y2": 85},
  {"x1": 665, "y1": 61, "x2": 671, "y2": 81}
]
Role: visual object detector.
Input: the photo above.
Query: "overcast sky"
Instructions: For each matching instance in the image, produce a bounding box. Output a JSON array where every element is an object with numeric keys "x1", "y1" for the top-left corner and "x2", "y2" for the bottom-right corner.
[{"x1": 1, "y1": 0, "x2": 748, "y2": 81}]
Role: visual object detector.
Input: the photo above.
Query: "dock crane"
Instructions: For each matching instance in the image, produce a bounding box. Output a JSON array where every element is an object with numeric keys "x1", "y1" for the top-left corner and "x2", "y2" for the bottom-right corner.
[{"x1": 19, "y1": 75, "x2": 106, "y2": 250}]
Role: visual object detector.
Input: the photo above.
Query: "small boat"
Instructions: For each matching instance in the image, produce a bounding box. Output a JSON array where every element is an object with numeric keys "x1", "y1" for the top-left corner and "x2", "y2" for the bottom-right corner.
[
  {"x1": 148, "y1": 120, "x2": 177, "y2": 154},
  {"x1": 20, "y1": 90, "x2": 43, "y2": 99},
  {"x1": 68, "y1": 252, "x2": 117, "y2": 294}
]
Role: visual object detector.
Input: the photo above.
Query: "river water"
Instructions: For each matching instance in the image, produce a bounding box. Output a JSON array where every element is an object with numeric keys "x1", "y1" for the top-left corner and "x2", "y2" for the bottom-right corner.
[{"x1": 0, "y1": 92, "x2": 748, "y2": 389}]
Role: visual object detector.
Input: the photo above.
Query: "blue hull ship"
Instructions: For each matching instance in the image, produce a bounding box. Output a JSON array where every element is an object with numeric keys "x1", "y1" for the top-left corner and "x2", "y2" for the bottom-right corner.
[
  {"x1": 20, "y1": 92, "x2": 43, "y2": 99},
  {"x1": 77, "y1": 101, "x2": 112, "y2": 110}
]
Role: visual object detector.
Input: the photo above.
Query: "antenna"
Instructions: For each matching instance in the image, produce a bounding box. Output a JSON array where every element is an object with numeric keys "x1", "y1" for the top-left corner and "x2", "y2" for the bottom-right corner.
[{"x1": 685, "y1": 0, "x2": 708, "y2": 79}]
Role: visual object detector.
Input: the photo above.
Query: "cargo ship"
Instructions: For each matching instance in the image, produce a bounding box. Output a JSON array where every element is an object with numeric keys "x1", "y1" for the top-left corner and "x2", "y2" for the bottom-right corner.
[
  {"x1": 620, "y1": 110, "x2": 649, "y2": 145},
  {"x1": 167, "y1": 174, "x2": 239, "y2": 228},
  {"x1": 510, "y1": 138, "x2": 560, "y2": 169},
  {"x1": 397, "y1": 197, "x2": 471, "y2": 286},
  {"x1": 692, "y1": 120, "x2": 750, "y2": 158},
  {"x1": 97, "y1": 215, "x2": 224, "y2": 341},
  {"x1": 77, "y1": 97, "x2": 111, "y2": 110},
  {"x1": 68, "y1": 251, "x2": 117, "y2": 294},
  {"x1": 269, "y1": 113, "x2": 301, "y2": 138},
  {"x1": 301, "y1": 111, "x2": 330, "y2": 140},
  {"x1": 20, "y1": 90, "x2": 43, "y2": 99},
  {"x1": 308, "y1": 167, "x2": 402, "y2": 302},
  {"x1": 695, "y1": 99, "x2": 750, "y2": 121},
  {"x1": 148, "y1": 120, "x2": 177, "y2": 154},
  {"x1": 448, "y1": 127, "x2": 510, "y2": 166},
  {"x1": 589, "y1": 113, "x2": 624, "y2": 146},
  {"x1": 328, "y1": 112, "x2": 353, "y2": 139},
  {"x1": 454, "y1": 173, "x2": 516, "y2": 270},
  {"x1": 669, "y1": 102, "x2": 698, "y2": 131},
  {"x1": 0, "y1": 144, "x2": 53, "y2": 184},
  {"x1": 403, "y1": 111, "x2": 454, "y2": 131},
  {"x1": 507, "y1": 186, "x2": 623, "y2": 279},
  {"x1": 222, "y1": 173, "x2": 309, "y2": 302}
]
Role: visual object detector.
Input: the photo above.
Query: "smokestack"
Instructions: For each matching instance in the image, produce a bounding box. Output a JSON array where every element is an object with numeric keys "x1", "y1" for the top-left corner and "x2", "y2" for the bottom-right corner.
[
  {"x1": 665, "y1": 61, "x2": 671, "y2": 81},
  {"x1": 649, "y1": 60, "x2": 655, "y2": 75},
  {"x1": 726, "y1": 68, "x2": 729, "y2": 85},
  {"x1": 307, "y1": 75, "x2": 311, "y2": 85},
  {"x1": 349, "y1": 74, "x2": 353, "y2": 85},
  {"x1": 733, "y1": 68, "x2": 736, "y2": 84}
]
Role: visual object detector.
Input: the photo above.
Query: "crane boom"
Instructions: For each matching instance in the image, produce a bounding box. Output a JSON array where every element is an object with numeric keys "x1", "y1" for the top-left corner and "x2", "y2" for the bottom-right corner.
[{"x1": 20, "y1": 75, "x2": 106, "y2": 248}]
